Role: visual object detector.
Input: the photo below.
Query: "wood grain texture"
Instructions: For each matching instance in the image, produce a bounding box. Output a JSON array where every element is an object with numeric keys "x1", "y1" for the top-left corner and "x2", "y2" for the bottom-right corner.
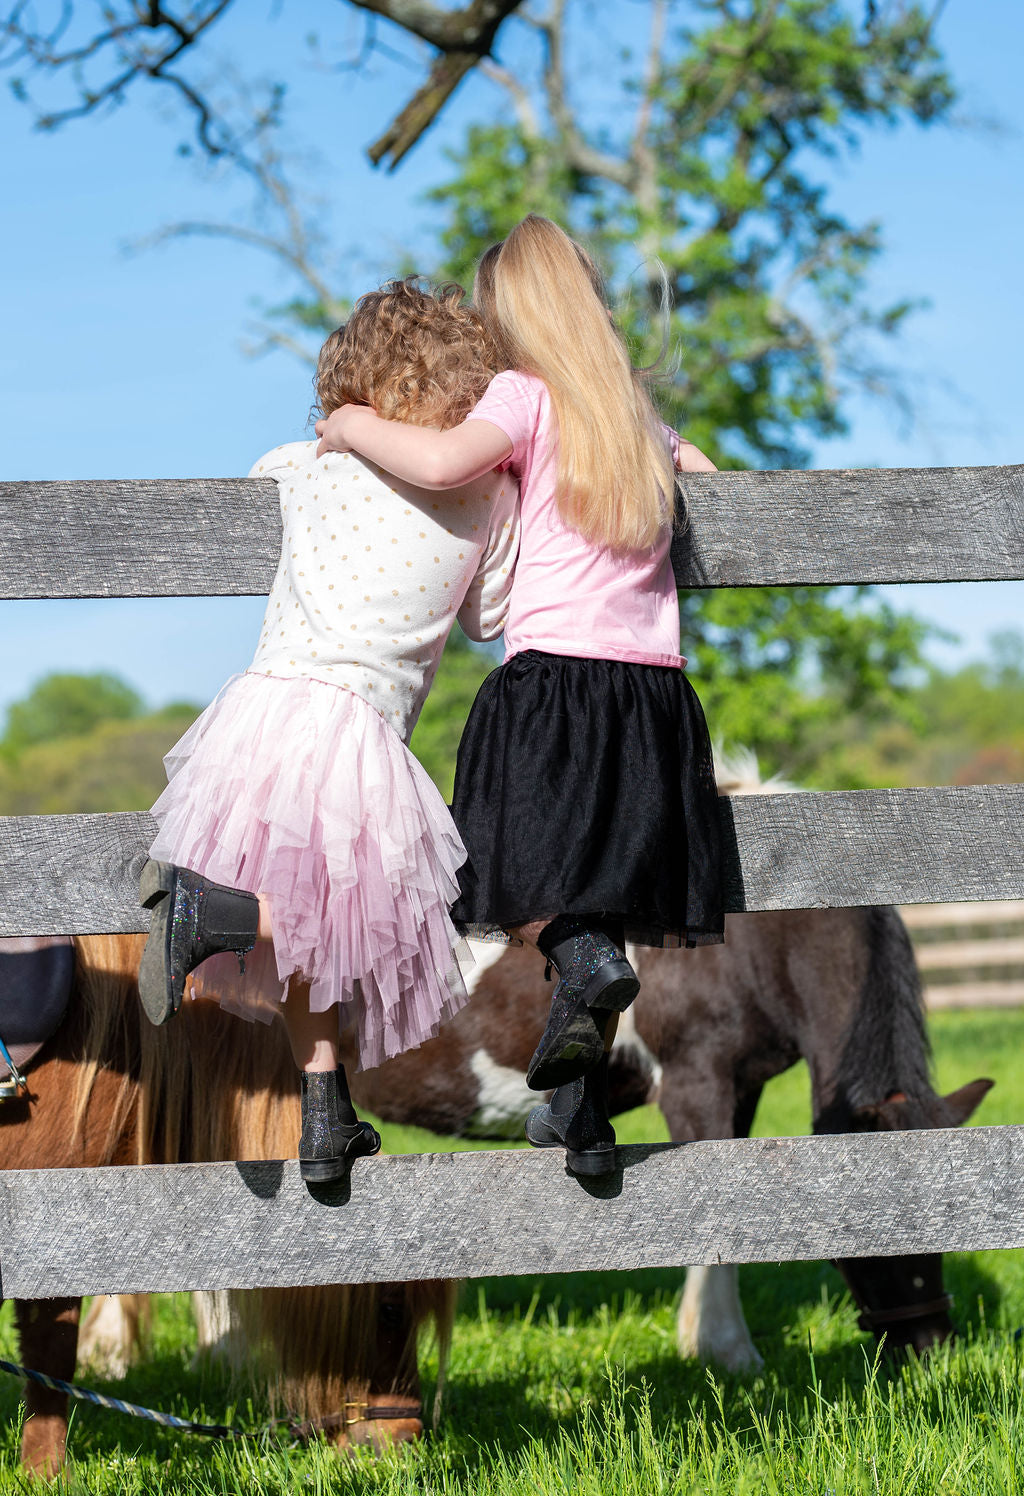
[
  {"x1": 1, "y1": 1125, "x2": 1023, "y2": 1299},
  {"x1": 2, "y1": 466, "x2": 1022, "y2": 597},
  {"x1": 672, "y1": 465, "x2": 1024, "y2": 586},
  {"x1": 1, "y1": 784, "x2": 1022, "y2": 935}
]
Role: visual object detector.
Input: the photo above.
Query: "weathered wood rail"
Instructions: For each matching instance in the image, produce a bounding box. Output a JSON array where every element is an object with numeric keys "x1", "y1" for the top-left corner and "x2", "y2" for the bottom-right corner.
[
  {"x1": 1, "y1": 464, "x2": 1022, "y2": 1291},
  {"x1": 2, "y1": 1126, "x2": 1024, "y2": 1299},
  {"x1": 902, "y1": 901, "x2": 1024, "y2": 1009}
]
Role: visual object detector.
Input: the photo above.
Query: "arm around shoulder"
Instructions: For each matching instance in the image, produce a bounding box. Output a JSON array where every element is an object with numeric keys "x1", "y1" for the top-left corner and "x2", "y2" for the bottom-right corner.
[{"x1": 316, "y1": 405, "x2": 512, "y2": 489}]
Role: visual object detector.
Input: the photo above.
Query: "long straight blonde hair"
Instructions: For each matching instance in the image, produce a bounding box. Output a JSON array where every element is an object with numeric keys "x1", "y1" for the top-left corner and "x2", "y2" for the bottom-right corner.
[{"x1": 474, "y1": 215, "x2": 675, "y2": 553}]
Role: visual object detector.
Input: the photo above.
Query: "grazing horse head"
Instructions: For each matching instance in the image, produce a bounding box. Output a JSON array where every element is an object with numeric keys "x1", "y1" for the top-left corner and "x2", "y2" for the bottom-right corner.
[{"x1": 832, "y1": 1077, "x2": 994, "y2": 1356}]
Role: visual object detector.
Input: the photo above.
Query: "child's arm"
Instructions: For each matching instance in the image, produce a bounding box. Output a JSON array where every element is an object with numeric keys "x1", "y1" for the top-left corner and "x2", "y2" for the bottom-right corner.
[
  {"x1": 315, "y1": 405, "x2": 512, "y2": 489},
  {"x1": 675, "y1": 437, "x2": 717, "y2": 473}
]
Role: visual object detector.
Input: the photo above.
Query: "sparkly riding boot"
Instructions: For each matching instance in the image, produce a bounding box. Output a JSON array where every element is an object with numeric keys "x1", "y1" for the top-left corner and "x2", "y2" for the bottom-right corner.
[
  {"x1": 525, "y1": 1052, "x2": 616, "y2": 1175},
  {"x1": 138, "y1": 859, "x2": 259, "y2": 1027},
  {"x1": 299, "y1": 1067, "x2": 381, "y2": 1184},
  {"x1": 525, "y1": 916, "x2": 639, "y2": 1091}
]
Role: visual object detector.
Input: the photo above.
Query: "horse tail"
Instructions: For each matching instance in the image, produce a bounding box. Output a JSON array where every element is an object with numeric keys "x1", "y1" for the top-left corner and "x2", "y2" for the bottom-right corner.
[{"x1": 838, "y1": 906, "x2": 934, "y2": 1116}]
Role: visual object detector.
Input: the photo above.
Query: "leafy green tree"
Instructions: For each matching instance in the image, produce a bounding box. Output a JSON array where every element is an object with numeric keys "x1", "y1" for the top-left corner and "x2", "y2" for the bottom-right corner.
[
  {"x1": 7, "y1": 2, "x2": 960, "y2": 777},
  {"x1": 421, "y1": 0, "x2": 952, "y2": 773},
  {"x1": 1, "y1": 672, "x2": 144, "y2": 756}
]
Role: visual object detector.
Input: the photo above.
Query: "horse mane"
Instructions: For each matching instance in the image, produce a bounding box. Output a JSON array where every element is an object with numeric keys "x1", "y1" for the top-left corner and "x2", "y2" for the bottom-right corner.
[
  {"x1": 714, "y1": 744, "x2": 798, "y2": 797},
  {"x1": 70, "y1": 933, "x2": 146, "y2": 1165},
  {"x1": 69, "y1": 932, "x2": 455, "y2": 1423}
]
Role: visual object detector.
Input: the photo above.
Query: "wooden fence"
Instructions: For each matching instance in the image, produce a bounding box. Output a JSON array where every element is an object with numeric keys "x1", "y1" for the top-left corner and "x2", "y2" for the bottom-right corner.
[
  {"x1": 902, "y1": 900, "x2": 1024, "y2": 1009},
  {"x1": 1, "y1": 464, "x2": 1023, "y2": 1296}
]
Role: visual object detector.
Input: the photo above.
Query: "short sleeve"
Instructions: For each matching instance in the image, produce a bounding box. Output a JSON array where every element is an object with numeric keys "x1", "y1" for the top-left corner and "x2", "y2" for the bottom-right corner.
[
  {"x1": 457, "y1": 474, "x2": 520, "y2": 643},
  {"x1": 246, "y1": 441, "x2": 313, "y2": 480},
  {"x1": 660, "y1": 422, "x2": 681, "y2": 470},
  {"x1": 465, "y1": 371, "x2": 541, "y2": 475}
]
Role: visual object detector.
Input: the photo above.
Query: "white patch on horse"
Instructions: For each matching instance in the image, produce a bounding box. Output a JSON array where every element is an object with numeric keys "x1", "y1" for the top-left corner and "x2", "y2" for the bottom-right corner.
[
  {"x1": 192, "y1": 1290, "x2": 243, "y2": 1368},
  {"x1": 677, "y1": 1264, "x2": 764, "y2": 1373},
  {"x1": 614, "y1": 950, "x2": 663, "y2": 1098},
  {"x1": 460, "y1": 938, "x2": 510, "y2": 996},
  {"x1": 465, "y1": 1048, "x2": 537, "y2": 1139},
  {"x1": 78, "y1": 1295, "x2": 142, "y2": 1379}
]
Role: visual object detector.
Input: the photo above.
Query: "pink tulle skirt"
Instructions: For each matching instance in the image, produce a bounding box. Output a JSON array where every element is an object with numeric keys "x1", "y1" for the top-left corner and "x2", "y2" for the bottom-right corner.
[{"x1": 148, "y1": 672, "x2": 471, "y2": 1070}]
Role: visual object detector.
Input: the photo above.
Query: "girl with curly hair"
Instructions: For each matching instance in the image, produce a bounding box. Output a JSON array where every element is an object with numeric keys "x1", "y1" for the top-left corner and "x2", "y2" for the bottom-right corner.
[{"x1": 136, "y1": 279, "x2": 519, "y2": 1184}]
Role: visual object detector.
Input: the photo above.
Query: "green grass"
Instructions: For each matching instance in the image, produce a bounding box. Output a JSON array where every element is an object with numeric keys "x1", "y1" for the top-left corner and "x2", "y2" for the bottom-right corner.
[{"x1": 1, "y1": 1009, "x2": 1022, "y2": 1493}]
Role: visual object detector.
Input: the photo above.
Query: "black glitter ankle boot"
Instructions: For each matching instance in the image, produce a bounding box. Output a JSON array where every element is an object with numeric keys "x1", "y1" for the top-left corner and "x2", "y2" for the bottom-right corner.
[
  {"x1": 299, "y1": 1067, "x2": 381, "y2": 1184},
  {"x1": 525, "y1": 916, "x2": 639, "y2": 1091},
  {"x1": 525, "y1": 1053, "x2": 616, "y2": 1175},
  {"x1": 138, "y1": 859, "x2": 259, "y2": 1027}
]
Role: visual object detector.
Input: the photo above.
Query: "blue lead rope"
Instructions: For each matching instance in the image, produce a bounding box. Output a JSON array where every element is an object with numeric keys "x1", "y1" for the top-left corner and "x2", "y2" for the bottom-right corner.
[
  {"x1": 0, "y1": 1357, "x2": 244, "y2": 1439},
  {"x1": 0, "y1": 1035, "x2": 26, "y2": 1092}
]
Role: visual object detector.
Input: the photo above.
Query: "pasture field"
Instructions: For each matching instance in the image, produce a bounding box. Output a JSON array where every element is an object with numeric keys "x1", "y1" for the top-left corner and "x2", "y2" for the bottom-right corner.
[{"x1": 1, "y1": 1008, "x2": 1023, "y2": 1494}]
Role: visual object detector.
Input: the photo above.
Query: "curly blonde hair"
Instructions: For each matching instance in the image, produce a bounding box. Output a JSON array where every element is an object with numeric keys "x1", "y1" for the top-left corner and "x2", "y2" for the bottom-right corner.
[{"x1": 314, "y1": 277, "x2": 498, "y2": 431}]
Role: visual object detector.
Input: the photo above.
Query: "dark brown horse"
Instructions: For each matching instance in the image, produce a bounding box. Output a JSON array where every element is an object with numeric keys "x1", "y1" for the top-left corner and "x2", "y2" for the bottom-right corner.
[{"x1": 342, "y1": 907, "x2": 991, "y2": 1369}]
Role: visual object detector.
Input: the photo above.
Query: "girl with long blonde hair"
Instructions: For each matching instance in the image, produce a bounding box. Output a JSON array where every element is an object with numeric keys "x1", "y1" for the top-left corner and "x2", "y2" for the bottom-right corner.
[
  {"x1": 136, "y1": 279, "x2": 519, "y2": 1186},
  {"x1": 316, "y1": 217, "x2": 723, "y2": 1176}
]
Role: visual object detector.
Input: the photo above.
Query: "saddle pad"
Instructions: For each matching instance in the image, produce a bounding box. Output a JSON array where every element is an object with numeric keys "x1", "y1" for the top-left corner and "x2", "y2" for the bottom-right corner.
[{"x1": 0, "y1": 936, "x2": 75, "y2": 1082}]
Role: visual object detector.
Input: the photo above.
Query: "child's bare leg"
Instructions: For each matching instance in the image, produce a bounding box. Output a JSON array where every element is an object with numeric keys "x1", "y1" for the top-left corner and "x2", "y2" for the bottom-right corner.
[
  {"x1": 256, "y1": 896, "x2": 338, "y2": 1073},
  {"x1": 281, "y1": 976, "x2": 340, "y2": 1073},
  {"x1": 508, "y1": 918, "x2": 552, "y2": 950}
]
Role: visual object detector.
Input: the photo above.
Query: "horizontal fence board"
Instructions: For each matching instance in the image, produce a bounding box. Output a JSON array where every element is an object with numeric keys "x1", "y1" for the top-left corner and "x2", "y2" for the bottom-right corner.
[
  {"x1": 914, "y1": 936, "x2": 1024, "y2": 970},
  {"x1": 1, "y1": 785, "x2": 1022, "y2": 935},
  {"x1": 900, "y1": 900, "x2": 1024, "y2": 930},
  {"x1": 2, "y1": 1126, "x2": 1024, "y2": 1299},
  {"x1": 2, "y1": 466, "x2": 1022, "y2": 598},
  {"x1": 925, "y1": 980, "x2": 1024, "y2": 1009}
]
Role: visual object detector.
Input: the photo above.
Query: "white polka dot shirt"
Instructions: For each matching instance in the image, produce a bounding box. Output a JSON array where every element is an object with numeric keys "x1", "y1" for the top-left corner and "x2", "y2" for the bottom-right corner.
[{"x1": 247, "y1": 441, "x2": 519, "y2": 741}]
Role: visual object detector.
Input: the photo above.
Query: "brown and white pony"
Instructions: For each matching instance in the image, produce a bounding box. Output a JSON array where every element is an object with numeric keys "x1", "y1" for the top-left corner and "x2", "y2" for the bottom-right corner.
[{"x1": 1, "y1": 932, "x2": 452, "y2": 1477}]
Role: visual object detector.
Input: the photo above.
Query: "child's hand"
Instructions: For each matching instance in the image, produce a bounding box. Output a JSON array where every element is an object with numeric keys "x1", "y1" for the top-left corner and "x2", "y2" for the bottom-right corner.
[{"x1": 315, "y1": 405, "x2": 361, "y2": 458}]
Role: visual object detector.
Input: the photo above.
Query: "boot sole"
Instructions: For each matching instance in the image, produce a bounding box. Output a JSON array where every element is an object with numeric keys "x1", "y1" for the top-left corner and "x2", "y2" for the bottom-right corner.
[
  {"x1": 526, "y1": 1116, "x2": 617, "y2": 1176},
  {"x1": 137, "y1": 861, "x2": 178, "y2": 1027},
  {"x1": 526, "y1": 962, "x2": 640, "y2": 1092}
]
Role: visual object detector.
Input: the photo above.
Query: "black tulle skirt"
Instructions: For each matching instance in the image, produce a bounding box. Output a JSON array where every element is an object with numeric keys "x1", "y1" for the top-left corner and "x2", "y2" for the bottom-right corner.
[{"x1": 449, "y1": 651, "x2": 724, "y2": 947}]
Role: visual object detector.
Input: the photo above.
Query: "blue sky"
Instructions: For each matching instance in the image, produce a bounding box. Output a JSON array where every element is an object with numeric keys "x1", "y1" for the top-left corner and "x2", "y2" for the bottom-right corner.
[{"x1": 2, "y1": 0, "x2": 1022, "y2": 718}]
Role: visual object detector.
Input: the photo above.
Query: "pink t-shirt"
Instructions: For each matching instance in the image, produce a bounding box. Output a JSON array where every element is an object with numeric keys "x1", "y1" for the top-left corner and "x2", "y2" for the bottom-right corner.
[{"x1": 466, "y1": 370, "x2": 684, "y2": 669}]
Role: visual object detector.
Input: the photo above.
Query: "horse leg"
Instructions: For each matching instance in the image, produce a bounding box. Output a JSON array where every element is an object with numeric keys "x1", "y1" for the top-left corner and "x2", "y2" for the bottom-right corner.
[
  {"x1": 340, "y1": 1284, "x2": 424, "y2": 1451},
  {"x1": 192, "y1": 1291, "x2": 243, "y2": 1368},
  {"x1": 660, "y1": 1071, "x2": 765, "y2": 1374},
  {"x1": 78, "y1": 1294, "x2": 146, "y2": 1379},
  {"x1": 15, "y1": 1297, "x2": 81, "y2": 1477}
]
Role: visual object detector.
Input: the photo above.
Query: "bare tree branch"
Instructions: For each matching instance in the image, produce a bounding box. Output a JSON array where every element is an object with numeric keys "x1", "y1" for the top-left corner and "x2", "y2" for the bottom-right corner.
[
  {"x1": 352, "y1": 0, "x2": 525, "y2": 166},
  {"x1": 535, "y1": 0, "x2": 633, "y2": 188},
  {"x1": 1, "y1": 0, "x2": 527, "y2": 170}
]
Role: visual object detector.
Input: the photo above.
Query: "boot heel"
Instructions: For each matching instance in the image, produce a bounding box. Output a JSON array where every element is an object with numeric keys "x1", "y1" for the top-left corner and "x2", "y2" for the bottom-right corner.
[
  {"x1": 565, "y1": 1145, "x2": 617, "y2": 1176},
  {"x1": 586, "y1": 959, "x2": 640, "y2": 1013},
  {"x1": 139, "y1": 859, "x2": 175, "y2": 909}
]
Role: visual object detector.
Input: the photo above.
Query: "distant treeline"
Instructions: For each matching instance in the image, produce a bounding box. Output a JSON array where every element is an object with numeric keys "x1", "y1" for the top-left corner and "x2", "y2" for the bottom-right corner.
[{"x1": 2, "y1": 631, "x2": 1022, "y2": 816}]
